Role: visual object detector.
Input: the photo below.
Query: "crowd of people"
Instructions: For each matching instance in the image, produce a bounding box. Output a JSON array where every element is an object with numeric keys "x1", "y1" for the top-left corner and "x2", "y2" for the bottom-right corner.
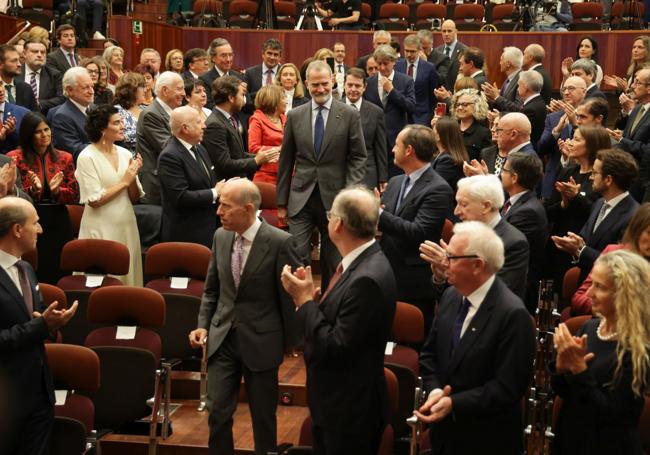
[{"x1": 1, "y1": 19, "x2": 650, "y2": 455}]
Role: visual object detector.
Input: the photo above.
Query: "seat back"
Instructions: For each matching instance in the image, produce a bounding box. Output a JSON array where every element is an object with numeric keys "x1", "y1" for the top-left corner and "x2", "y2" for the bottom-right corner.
[
  {"x1": 384, "y1": 361, "x2": 417, "y2": 438},
  {"x1": 144, "y1": 241, "x2": 211, "y2": 282},
  {"x1": 50, "y1": 416, "x2": 87, "y2": 455},
  {"x1": 153, "y1": 294, "x2": 202, "y2": 365},
  {"x1": 441, "y1": 218, "x2": 454, "y2": 244},
  {"x1": 193, "y1": 0, "x2": 223, "y2": 14},
  {"x1": 416, "y1": 3, "x2": 446, "y2": 19},
  {"x1": 66, "y1": 205, "x2": 84, "y2": 237},
  {"x1": 58, "y1": 239, "x2": 130, "y2": 291},
  {"x1": 564, "y1": 315, "x2": 592, "y2": 335},
  {"x1": 454, "y1": 3, "x2": 485, "y2": 29},
  {"x1": 392, "y1": 301, "x2": 424, "y2": 344},
  {"x1": 379, "y1": 2, "x2": 410, "y2": 20},
  {"x1": 562, "y1": 266, "x2": 581, "y2": 301},
  {"x1": 40, "y1": 283, "x2": 67, "y2": 309}
]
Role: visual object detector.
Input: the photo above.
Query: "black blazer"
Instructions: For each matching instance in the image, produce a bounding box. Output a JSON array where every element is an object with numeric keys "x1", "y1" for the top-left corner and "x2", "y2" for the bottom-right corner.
[
  {"x1": 432, "y1": 152, "x2": 464, "y2": 192},
  {"x1": 617, "y1": 105, "x2": 650, "y2": 201},
  {"x1": 10, "y1": 80, "x2": 37, "y2": 111},
  {"x1": 435, "y1": 41, "x2": 467, "y2": 91},
  {"x1": 394, "y1": 58, "x2": 438, "y2": 126},
  {"x1": 51, "y1": 99, "x2": 90, "y2": 160},
  {"x1": 0, "y1": 261, "x2": 54, "y2": 421},
  {"x1": 462, "y1": 121, "x2": 492, "y2": 161},
  {"x1": 492, "y1": 70, "x2": 522, "y2": 112},
  {"x1": 533, "y1": 64, "x2": 553, "y2": 104},
  {"x1": 200, "y1": 67, "x2": 246, "y2": 110},
  {"x1": 494, "y1": 218, "x2": 530, "y2": 300},
  {"x1": 427, "y1": 50, "x2": 451, "y2": 89},
  {"x1": 480, "y1": 144, "x2": 499, "y2": 175},
  {"x1": 472, "y1": 70, "x2": 488, "y2": 89},
  {"x1": 578, "y1": 194, "x2": 639, "y2": 276},
  {"x1": 420, "y1": 277, "x2": 535, "y2": 455},
  {"x1": 522, "y1": 95, "x2": 547, "y2": 148},
  {"x1": 46, "y1": 48, "x2": 80, "y2": 75},
  {"x1": 16, "y1": 66, "x2": 65, "y2": 115},
  {"x1": 291, "y1": 95, "x2": 310, "y2": 110},
  {"x1": 158, "y1": 137, "x2": 218, "y2": 248},
  {"x1": 244, "y1": 63, "x2": 279, "y2": 100},
  {"x1": 586, "y1": 84, "x2": 607, "y2": 100},
  {"x1": 297, "y1": 242, "x2": 396, "y2": 432},
  {"x1": 202, "y1": 108, "x2": 258, "y2": 181},
  {"x1": 358, "y1": 99, "x2": 387, "y2": 189},
  {"x1": 379, "y1": 166, "x2": 453, "y2": 302}
]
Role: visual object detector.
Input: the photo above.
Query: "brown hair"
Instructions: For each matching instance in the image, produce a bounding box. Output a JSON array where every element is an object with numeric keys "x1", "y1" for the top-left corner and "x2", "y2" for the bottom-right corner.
[
  {"x1": 577, "y1": 125, "x2": 612, "y2": 165},
  {"x1": 254, "y1": 85, "x2": 285, "y2": 114},
  {"x1": 435, "y1": 116, "x2": 468, "y2": 166},
  {"x1": 114, "y1": 72, "x2": 145, "y2": 109},
  {"x1": 623, "y1": 203, "x2": 650, "y2": 254}
]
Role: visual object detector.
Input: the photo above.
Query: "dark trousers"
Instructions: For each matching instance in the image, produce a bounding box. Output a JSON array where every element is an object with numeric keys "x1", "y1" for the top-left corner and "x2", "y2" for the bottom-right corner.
[
  {"x1": 207, "y1": 330, "x2": 278, "y2": 455},
  {"x1": 312, "y1": 418, "x2": 384, "y2": 455},
  {"x1": 4, "y1": 394, "x2": 53, "y2": 455},
  {"x1": 289, "y1": 186, "x2": 340, "y2": 290}
]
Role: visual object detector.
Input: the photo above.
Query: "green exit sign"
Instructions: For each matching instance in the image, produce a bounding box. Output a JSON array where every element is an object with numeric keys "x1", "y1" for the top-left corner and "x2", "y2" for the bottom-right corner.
[{"x1": 132, "y1": 20, "x2": 142, "y2": 34}]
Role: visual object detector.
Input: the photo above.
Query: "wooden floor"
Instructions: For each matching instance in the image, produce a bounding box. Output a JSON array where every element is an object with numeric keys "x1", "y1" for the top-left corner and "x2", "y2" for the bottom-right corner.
[{"x1": 99, "y1": 354, "x2": 310, "y2": 454}]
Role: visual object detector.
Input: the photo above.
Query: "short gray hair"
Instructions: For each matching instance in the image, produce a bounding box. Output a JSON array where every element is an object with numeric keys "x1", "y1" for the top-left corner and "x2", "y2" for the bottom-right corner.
[
  {"x1": 373, "y1": 30, "x2": 391, "y2": 43},
  {"x1": 518, "y1": 69, "x2": 543, "y2": 93},
  {"x1": 524, "y1": 44, "x2": 545, "y2": 63},
  {"x1": 102, "y1": 45, "x2": 124, "y2": 64},
  {"x1": 453, "y1": 221, "x2": 505, "y2": 274},
  {"x1": 208, "y1": 38, "x2": 230, "y2": 58},
  {"x1": 306, "y1": 59, "x2": 332, "y2": 79},
  {"x1": 373, "y1": 44, "x2": 397, "y2": 62},
  {"x1": 456, "y1": 174, "x2": 505, "y2": 212},
  {"x1": 403, "y1": 34, "x2": 421, "y2": 50},
  {"x1": 417, "y1": 29, "x2": 433, "y2": 43},
  {"x1": 502, "y1": 46, "x2": 523, "y2": 69},
  {"x1": 332, "y1": 186, "x2": 379, "y2": 240},
  {"x1": 154, "y1": 71, "x2": 183, "y2": 96},
  {"x1": 571, "y1": 58, "x2": 597, "y2": 79},
  {"x1": 62, "y1": 67, "x2": 90, "y2": 93},
  {"x1": 140, "y1": 48, "x2": 160, "y2": 59}
]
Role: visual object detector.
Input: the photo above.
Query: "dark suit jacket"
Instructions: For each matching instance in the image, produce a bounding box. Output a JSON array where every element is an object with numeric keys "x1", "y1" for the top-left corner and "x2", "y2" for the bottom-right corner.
[
  {"x1": 492, "y1": 70, "x2": 522, "y2": 112},
  {"x1": 355, "y1": 53, "x2": 371, "y2": 75},
  {"x1": 364, "y1": 71, "x2": 416, "y2": 149},
  {"x1": 358, "y1": 99, "x2": 387, "y2": 189},
  {"x1": 480, "y1": 144, "x2": 499, "y2": 175},
  {"x1": 578, "y1": 194, "x2": 639, "y2": 277},
  {"x1": 16, "y1": 66, "x2": 65, "y2": 115},
  {"x1": 158, "y1": 137, "x2": 218, "y2": 248},
  {"x1": 427, "y1": 50, "x2": 451, "y2": 88},
  {"x1": 461, "y1": 121, "x2": 492, "y2": 161},
  {"x1": 435, "y1": 41, "x2": 467, "y2": 91},
  {"x1": 537, "y1": 110, "x2": 573, "y2": 199},
  {"x1": 420, "y1": 277, "x2": 535, "y2": 455},
  {"x1": 276, "y1": 98, "x2": 367, "y2": 216},
  {"x1": 379, "y1": 167, "x2": 453, "y2": 302},
  {"x1": 46, "y1": 48, "x2": 80, "y2": 75},
  {"x1": 0, "y1": 102, "x2": 29, "y2": 154},
  {"x1": 522, "y1": 95, "x2": 547, "y2": 148},
  {"x1": 10, "y1": 80, "x2": 37, "y2": 111},
  {"x1": 616, "y1": 105, "x2": 650, "y2": 201},
  {"x1": 432, "y1": 152, "x2": 463, "y2": 191},
  {"x1": 472, "y1": 70, "x2": 488, "y2": 89},
  {"x1": 494, "y1": 217, "x2": 530, "y2": 299},
  {"x1": 291, "y1": 95, "x2": 310, "y2": 110},
  {"x1": 298, "y1": 242, "x2": 396, "y2": 432},
  {"x1": 586, "y1": 84, "x2": 607, "y2": 100},
  {"x1": 0, "y1": 261, "x2": 54, "y2": 421},
  {"x1": 200, "y1": 67, "x2": 246, "y2": 110},
  {"x1": 197, "y1": 222, "x2": 297, "y2": 370},
  {"x1": 244, "y1": 63, "x2": 279, "y2": 100},
  {"x1": 395, "y1": 58, "x2": 438, "y2": 126},
  {"x1": 51, "y1": 99, "x2": 89, "y2": 160},
  {"x1": 202, "y1": 107, "x2": 258, "y2": 182},
  {"x1": 181, "y1": 70, "x2": 197, "y2": 81},
  {"x1": 533, "y1": 64, "x2": 553, "y2": 104},
  {"x1": 136, "y1": 98, "x2": 171, "y2": 205}
]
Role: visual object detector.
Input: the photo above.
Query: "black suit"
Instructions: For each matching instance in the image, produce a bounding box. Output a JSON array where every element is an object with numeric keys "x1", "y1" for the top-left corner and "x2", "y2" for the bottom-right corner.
[
  {"x1": 200, "y1": 67, "x2": 246, "y2": 110},
  {"x1": 356, "y1": 99, "x2": 387, "y2": 189},
  {"x1": 435, "y1": 42, "x2": 467, "y2": 91},
  {"x1": 532, "y1": 64, "x2": 553, "y2": 104},
  {"x1": 290, "y1": 95, "x2": 310, "y2": 110},
  {"x1": 577, "y1": 194, "x2": 639, "y2": 281},
  {"x1": 472, "y1": 70, "x2": 488, "y2": 89},
  {"x1": 16, "y1": 66, "x2": 64, "y2": 115},
  {"x1": 494, "y1": 218, "x2": 529, "y2": 300},
  {"x1": 6, "y1": 80, "x2": 37, "y2": 111},
  {"x1": 202, "y1": 108, "x2": 258, "y2": 181},
  {"x1": 480, "y1": 144, "x2": 499, "y2": 175},
  {"x1": 298, "y1": 242, "x2": 396, "y2": 453},
  {"x1": 616, "y1": 104, "x2": 650, "y2": 201},
  {"x1": 503, "y1": 191, "x2": 548, "y2": 313},
  {"x1": 491, "y1": 70, "x2": 522, "y2": 112},
  {"x1": 420, "y1": 277, "x2": 535, "y2": 455},
  {"x1": 158, "y1": 137, "x2": 218, "y2": 248},
  {"x1": 522, "y1": 95, "x2": 547, "y2": 149},
  {"x1": 0, "y1": 260, "x2": 54, "y2": 455},
  {"x1": 427, "y1": 50, "x2": 451, "y2": 89},
  {"x1": 46, "y1": 48, "x2": 80, "y2": 75},
  {"x1": 244, "y1": 63, "x2": 279, "y2": 100},
  {"x1": 432, "y1": 153, "x2": 463, "y2": 192},
  {"x1": 379, "y1": 167, "x2": 453, "y2": 330},
  {"x1": 586, "y1": 84, "x2": 607, "y2": 100}
]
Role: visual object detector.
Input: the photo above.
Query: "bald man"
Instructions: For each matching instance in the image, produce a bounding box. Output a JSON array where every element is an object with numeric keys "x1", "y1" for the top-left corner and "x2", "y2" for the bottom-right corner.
[
  {"x1": 435, "y1": 20, "x2": 467, "y2": 90},
  {"x1": 158, "y1": 106, "x2": 220, "y2": 247}
]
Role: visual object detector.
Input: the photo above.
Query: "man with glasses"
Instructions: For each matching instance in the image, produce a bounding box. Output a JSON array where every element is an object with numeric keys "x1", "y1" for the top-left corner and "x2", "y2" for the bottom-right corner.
[
  {"x1": 182, "y1": 48, "x2": 210, "y2": 81},
  {"x1": 417, "y1": 220, "x2": 534, "y2": 455}
]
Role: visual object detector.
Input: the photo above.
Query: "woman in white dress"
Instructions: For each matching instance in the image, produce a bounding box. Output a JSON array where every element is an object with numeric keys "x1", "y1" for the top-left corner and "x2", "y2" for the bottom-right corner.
[{"x1": 75, "y1": 104, "x2": 144, "y2": 286}]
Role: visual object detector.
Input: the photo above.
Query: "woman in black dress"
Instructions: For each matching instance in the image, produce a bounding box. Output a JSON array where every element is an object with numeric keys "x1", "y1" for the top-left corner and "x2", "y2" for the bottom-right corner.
[
  {"x1": 431, "y1": 116, "x2": 468, "y2": 193},
  {"x1": 552, "y1": 250, "x2": 650, "y2": 455},
  {"x1": 450, "y1": 88, "x2": 492, "y2": 161}
]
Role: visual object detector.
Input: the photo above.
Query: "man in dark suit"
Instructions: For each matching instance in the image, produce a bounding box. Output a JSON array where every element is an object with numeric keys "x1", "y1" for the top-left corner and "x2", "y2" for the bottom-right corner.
[
  {"x1": 417, "y1": 221, "x2": 535, "y2": 455},
  {"x1": 355, "y1": 30, "x2": 391, "y2": 76},
  {"x1": 458, "y1": 47, "x2": 489, "y2": 89},
  {"x1": 202, "y1": 76, "x2": 275, "y2": 182},
  {"x1": 277, "y1": 60, "x2": 367, "y2": 288},
  {"x1": 189, "y1": 179, "x2": 297, "y2": 455},
  {"x1": 501, "y1": 152, "x2": 548, "y2": 313},
  {"x1": 364, "y1": 45, "x2": 415, "y2": 176},
  {"x1": 435, "y1": 20, "x2": 467, "y2": 90},
  {"x1": 0, "y1": 45, "x2": 37, "y2": 112},
  {"x1": 343, "y1": 68, "x2": 387, "y2": 190},
  {"x1": 379, "y1": 125, "x2": 453, "y2": 332},
  {"x1": 482, "y1": 46, "x2": 523, "y2": 112},
  {"x1": 570, "y1": 58, "x2": 606, "y2": 100},
  {"x1": 200, "y1": 38, "x2": 246, "y2": 103},
  {"x1": 51, "y1": 67, "x2": 94, "y2": 160},
  {"x1": 455, "y1": 174, "x2": 530, "y2": 299},
  {"x1": 332, "y1": 42, "x2": 349, "y2": 99},
  {"x1": 0, "y1": 84, "x2": 29, "y2": 154},
  {"x1": 553, "y1": 148, "x2": 640, "y2": 283},
  {"x1": 0, "y1": 197, "x2": 78, "y2": 455},
  {"x1": 244, "y1": 38, "x2": 282, "y2": 101},
  {"x1": 182, "y1": 48, "x2": 210, "y2": 81},
  {"x1": 518, "y1": 70, "x2": 547, "y2": 148},
  {"x1": 523, "y1": 44, "x2": 553, "y2": 104},
  {"x1": 281, "y1": 187, "x2": 397, "y2": 454},
  {"x1": 614, "y1": 67, "x2": 650, "y2": 201},
  {"x1": 395, "y1": 34, "x2": 438, "y2": 126},
  {"x1": 46, "y1": 25, "x2": 80, "y2": 75},
  {"x1": 158, "y1": 106, "x2": 220, "y2": 248},
  {"x1": 136, "y1": 71, "x2": 186, "y2": 205},
  {"x1": 17, "y1": 40, "x2": 65, "y2": 115},
  {"x1": 417, "y1": 29, "x2": 450, "y2": 86}
]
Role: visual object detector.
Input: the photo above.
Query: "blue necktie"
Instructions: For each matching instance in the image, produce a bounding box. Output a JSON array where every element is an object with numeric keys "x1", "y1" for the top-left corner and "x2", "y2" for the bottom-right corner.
[
  {"x1": 314, "y1": 106, "x2": 324, "y2": 158},
  {"x1": 451, "y1": 297, "x2": 471, "y2": 352},
  {"x1": 396, "y1": 176, "x2": 410, "y2": 212}
]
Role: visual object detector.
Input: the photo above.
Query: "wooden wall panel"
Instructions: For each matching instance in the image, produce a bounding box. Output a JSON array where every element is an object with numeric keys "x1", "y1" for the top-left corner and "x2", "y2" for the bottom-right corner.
[{"x1": 0, "y1": 14, "x2": 28, "y2": 44}]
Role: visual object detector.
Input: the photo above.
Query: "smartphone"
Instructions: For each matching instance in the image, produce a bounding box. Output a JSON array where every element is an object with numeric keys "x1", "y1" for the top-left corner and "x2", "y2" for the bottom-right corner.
[
  {"x1": 435, "y1": 103, "x2": 447, "y2": 117},
  {"x1": 326, "y1": 57, "x2": 336, "y2": 74}
]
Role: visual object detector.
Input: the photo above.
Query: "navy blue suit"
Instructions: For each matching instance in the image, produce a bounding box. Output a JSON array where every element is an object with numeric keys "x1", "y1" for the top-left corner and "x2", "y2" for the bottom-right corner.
[
  {"x1": 537, "y1": 110, "x2": 573, "y2": 199},
  {"x1": 0, "y1": 102, "x2": 29, "y2": 154},
  {"x1": 51, "y1": 100, "x2": 90, "y2": 160},
  {"x1": 394, "y1": 58, "x2": 438, "y2": 126}
]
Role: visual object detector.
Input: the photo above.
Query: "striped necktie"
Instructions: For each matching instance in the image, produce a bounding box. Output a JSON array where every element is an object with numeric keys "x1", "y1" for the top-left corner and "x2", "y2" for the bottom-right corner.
[{"x1": 29, "y1": 71, "x2": 38, "y2": 100}]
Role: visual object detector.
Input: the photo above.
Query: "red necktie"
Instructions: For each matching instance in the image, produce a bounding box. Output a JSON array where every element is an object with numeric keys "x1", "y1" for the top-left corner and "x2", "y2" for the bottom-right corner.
[
  {"x1": 407, "y1": 63, "x2": 414, "y2": 78},
  {"x1": 265, "y1": 69, "x2": 273, "y2": 86},
  {"x1": 320, "y1": 262, "x2": 343, "y2": 303},
  {"x1": 68, "y1": 52, "x2": 76, "y2": 67}
]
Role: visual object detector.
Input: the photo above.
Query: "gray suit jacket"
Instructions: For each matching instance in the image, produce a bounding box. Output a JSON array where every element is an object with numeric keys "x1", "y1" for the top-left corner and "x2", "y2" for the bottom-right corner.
[
  {"x1": 136, "y1": 99, "x2": 171, "y2": 205},
  {"x1": 359, "y1": 100, "x2": 387, "y2": 189},
  {"x1": 492, "y1": 70, "x2": 522, "y2": 112},
  {"x1": 16, "y1": 65, "x2": 65, "y2": 115},
  {"x1": 197, "y1": 222, "x2": 297, "y2": 371},
  {"x1": 46, "y1": 48, "x2": 80, "y2": 75},
  {"x1": 276, "y1": 98, "x2": 367, "y2": 217}
]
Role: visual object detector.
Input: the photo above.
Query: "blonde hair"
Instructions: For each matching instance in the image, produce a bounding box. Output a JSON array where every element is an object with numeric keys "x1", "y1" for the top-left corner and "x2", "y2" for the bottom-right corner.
[
  {"x1": 313, "y1": 47, "x2": 334, "y2": 61},
  {"x1": 451, "y1": 88, "x2": 489, "y2": 121},
  {"x1": 275, "y1": 63, "x2": 305, "y2": 98},
  {"x1": 595, "y1": 250, "x2": 650, "y2": 396},
  {"x1": 254, "y1": 84, "x2": 284, "y2": 114}
]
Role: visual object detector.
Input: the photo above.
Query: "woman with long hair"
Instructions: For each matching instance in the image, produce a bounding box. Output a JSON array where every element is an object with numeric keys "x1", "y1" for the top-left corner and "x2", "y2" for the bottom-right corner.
[
  {"x1": 552, "y1": 249, "x2": 650, "y2": 454},
  {"x1": 103, "y1": 45, "x2": 126, "y2": 92},
  {"x1": 83, "y1": 56, "x2": 114, "y2": 105},
  {"x1": 432, "y1": 116, "x2": 468, "y2": 192},
  {"x1": 561, "y1": 36, "x2": 603, "y2": 87},
  {"x1": 114, "y1": 72, "x2": 146, "y2": 151},
  {"x1": 604, "y1": 35, "x2": 650, "y2": 92}
]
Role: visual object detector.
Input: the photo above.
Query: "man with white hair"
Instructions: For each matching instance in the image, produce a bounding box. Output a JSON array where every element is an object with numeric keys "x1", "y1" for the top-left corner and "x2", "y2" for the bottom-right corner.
[
  {"x1": 569, "y1": 58, "x2": 606, "y2": 100},
  {"x1": 517, "y1": 69, "x2": 547, "y2": 146},
  {"x1": 158, "y1": 106, "x2": 220, "y2": 247},
  {"x1": 417, "y1": 220, "x2": 534, "y2": 455},
  {"x1": 136, "y1": 71, "x2": 186, "y2": 205},
  {"x1": 450, "y1": 175, "x2": 529, "y2": 298},
  {"x1": 522, "y1": 44, "x2": 552, "y2": 104},
  {"x1": 482, "y1": 46, "x2": 523, "y2": 112},
  {"x1": 355, "y1": 30, "x2": 391, "y2": 75},
  {"x1": 51, "y1": 66, "x2": 93, "y2": 159}
]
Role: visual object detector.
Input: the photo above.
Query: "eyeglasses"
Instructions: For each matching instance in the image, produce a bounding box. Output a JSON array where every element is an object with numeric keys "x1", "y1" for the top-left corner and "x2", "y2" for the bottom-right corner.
[
  {"x1": 561, "y1": 86, "x2": 579, "y2": 92},
  {"x1": 501, "y1": 167, "x2": 513, "y2": 174},
  {"x1": 632, "y1": 78, "x2": 650, "y2": 86},
  {"x1": 86, "y1": 69, "x2": 99, "y2": 75},
  {"x1": 456, "y1": 102, "x2": 473, "y2": 108},
  {"x1": 445, "y1": 252, "x2": 480, "y2": 261}
]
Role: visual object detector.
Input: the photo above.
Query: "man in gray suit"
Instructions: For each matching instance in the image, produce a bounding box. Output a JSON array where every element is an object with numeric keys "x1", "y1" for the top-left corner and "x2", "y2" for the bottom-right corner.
[
  {"x1": 189, "y1": 179, "x2": 297, "y2": 455},
  {"x1": 136, "y1": 71, "x2": 185, "y2": 205},
  {"x1": 17, "y1": 40, "x2": 65, "y2": 115},
  {"x1": 276, "y1": 60, "x2": 367, "y2": 288},
  {"x1": 435, "y1": 20, "x2": 467, "y2": 90}
]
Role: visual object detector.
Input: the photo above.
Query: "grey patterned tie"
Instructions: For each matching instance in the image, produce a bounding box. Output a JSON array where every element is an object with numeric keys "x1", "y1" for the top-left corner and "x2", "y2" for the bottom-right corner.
[
  {"x1": 231, "y1": 234, "x2": 244, "y2": 287},
  {"x1": 30, "y1": 72, "x2": 38, "y2": 100},
  {"x1": 593, "y1": 202, "x2": 610, "y2": 233}
]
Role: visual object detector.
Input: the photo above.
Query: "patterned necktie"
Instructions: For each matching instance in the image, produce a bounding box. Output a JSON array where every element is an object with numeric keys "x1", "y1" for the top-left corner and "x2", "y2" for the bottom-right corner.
[
  {"x1": 30, "y1": 72, "x2": 38, "y2": 100},
  {"x1": 68, "y1": 52, "x2": 76, "y2": 67},
  {"x1": 231, "y1": 234, "x2": 245, "y2": 288},
  {"x1": 407, "y1": 63, "x2": 415, "y2": 79},
  {"x1": 265, "y1": 69, "x2": 273, "y2": 86},
  {"x1": 444, "y1": 45, "x2": 451, "y2": 57},
  {"x1": 320, "y1": 262, "x2": 343, "y2": 303},
  {"x1": 451, "y1": 297, "x2": 471, "y2": 352},
  {"x1": 501, "y1": 198, "x2": 511, "y2": 216},
  {"x1": 314, "y1": 106, "x2": 324, "y2": 158},
  {"x1": 6, "y1": 84, "x2": 15, "y2": 104},
  {"x1": 338, "y1": 64, "x2": 343, "y2": 74},
  {"x1": 593, "y1": 202, "x2": 610, "y2": 233},
  {"x1": 15, "y1": 260, "x2": 34, "y2": 317}
]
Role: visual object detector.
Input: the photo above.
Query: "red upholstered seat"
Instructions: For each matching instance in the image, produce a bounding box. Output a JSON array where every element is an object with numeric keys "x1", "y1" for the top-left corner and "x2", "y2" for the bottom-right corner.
[
  {"x1": 144, "y1": 242, "x2": 211, "y2": 298},
  {"x1": 453, "y1": 3, "x2": 485, "y2": 30},
  {"x1": 385, "y1": 301, "x2": 424, "y2": 376},
  {"x1": 57, "y1": 239, "x2": 130, "y2": 291},
  {"x1": 415, "y1": 3, "x2": 446, "y2": 30},
  {"x1": 377, "y1": 3, "x2": 410, "y2": 30}
]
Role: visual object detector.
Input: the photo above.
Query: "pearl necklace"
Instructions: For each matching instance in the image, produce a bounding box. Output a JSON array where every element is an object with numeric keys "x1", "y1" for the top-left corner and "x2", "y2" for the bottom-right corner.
[{"x1": 596, "y1": 319, "x2": 617, "y2": 341}]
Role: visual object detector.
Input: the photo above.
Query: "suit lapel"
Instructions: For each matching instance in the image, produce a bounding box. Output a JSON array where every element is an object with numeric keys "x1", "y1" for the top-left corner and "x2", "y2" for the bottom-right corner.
[
  {"x1": 173, "y1": 138, "x2": 212, "y2": 186},
  {"x1": 320, "y1": 100, "x2": 342, "y2": 157},
  {"x1": 239, "y1": 222, "x2": 270, "y2": 286},
  {"x1": 0, "y1": 266, "x2": 30, "y2": 319},
  {"x1": 219, "y1": 230, "x2": 237, "y2": 290},
  {"x1": 592, "y1": 196, "x2": 630, "y2": 241},
  {"x1": 397, "y1": 169, "x2": 431, "y2": 216}
]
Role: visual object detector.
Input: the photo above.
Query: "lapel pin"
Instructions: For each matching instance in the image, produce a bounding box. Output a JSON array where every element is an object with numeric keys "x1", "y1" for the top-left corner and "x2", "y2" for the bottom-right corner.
[
  {"x1": 336, "y1": 114, "x2": 341, "y2": 119},
  {"x1": 471, "y1": 327, "x2": 476, "y2": 332}
]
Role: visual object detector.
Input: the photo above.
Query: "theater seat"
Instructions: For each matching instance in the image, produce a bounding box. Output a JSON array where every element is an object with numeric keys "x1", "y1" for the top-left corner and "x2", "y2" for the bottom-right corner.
[
  {"x1": 453, "y1": 3, "x2": 485, "y2": 30},
  {"x1": 275, "y1": 1, "x2": 297, "y2": 29},
  {"x1": 564, "y1": 315, "x2": 592, "y2": 336},
  {"x1": 415, "y1": 3, "x2": 446, "y2": 30},
  {"x1": 254, "y1": 181, "x2": 281, "y2": 227},
  {"x1": 385, "y1": 302, "x2": 424, "y2": 376},
  {"x1": 40, "y1": 283, "x2": 67, "y2": 343},
  {"x1": 228, "y1": 0, "x2": 258, "y2": 28},
  {"x1": 377, "y1": 3, "x2": 410, "y2": 30},
  {"x1": 570, "y1": 2, "x2": 604, "y2": 30},
  {"x1": 144, "y1": 242, "x2": 211, "y2": 298}
]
